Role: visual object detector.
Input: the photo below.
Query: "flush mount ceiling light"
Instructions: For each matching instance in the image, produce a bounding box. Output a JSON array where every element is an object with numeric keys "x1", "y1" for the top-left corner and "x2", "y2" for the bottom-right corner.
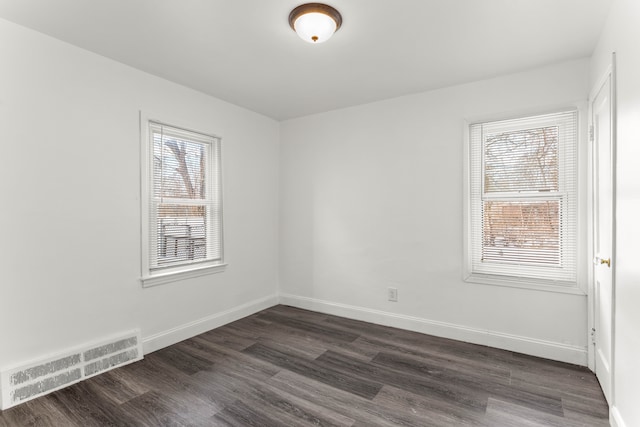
[{"x1": 289, "y1": 3, "x2": 342, "y2": 44}]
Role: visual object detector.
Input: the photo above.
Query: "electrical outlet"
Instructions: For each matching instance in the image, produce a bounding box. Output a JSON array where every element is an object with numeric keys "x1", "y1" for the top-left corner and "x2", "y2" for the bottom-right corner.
[{"x1": 388, "y1": 287, "x2": 398, "y2": 302}]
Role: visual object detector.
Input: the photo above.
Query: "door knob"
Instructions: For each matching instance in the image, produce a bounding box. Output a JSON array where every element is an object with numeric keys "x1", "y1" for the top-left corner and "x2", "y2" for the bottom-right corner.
[{"x1": 595, "y1": 257, "x2": 611, "y2": 267}]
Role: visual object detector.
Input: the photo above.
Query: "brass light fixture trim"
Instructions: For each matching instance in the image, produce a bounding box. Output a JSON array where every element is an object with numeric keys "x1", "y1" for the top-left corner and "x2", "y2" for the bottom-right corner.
[{"x1": 289, "y1": 3, "x2": 343, "y2": 43}]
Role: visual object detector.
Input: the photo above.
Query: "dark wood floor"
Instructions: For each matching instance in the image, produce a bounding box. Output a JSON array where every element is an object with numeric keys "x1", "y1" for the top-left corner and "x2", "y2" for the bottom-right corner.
[{"x1": 0, "y1": 305, "x2": 609, "y2": 426}]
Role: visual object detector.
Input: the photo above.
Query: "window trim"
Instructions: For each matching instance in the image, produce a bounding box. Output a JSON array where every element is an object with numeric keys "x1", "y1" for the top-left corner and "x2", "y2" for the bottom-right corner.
[
  {"x1": 140, "y1": 111, "x2": 226, "y2": 287},
  {"x1": 141, "y1": 263, "x2": 227, "y2": 288},
  {"x1": 463, "y1": 108, "x2": 585, "y2": 294}
]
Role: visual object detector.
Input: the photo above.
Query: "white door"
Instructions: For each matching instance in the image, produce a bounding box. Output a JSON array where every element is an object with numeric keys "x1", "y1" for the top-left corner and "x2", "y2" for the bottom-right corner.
[{"x1": 591, "y1": 71, "x2": 614, "y2": 404}]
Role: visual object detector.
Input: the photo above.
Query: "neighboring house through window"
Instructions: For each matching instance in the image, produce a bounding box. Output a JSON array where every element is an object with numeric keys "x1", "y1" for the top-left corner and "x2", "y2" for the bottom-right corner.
[
  {"x1": 465, "y1": 110, "x2": 578, "y2": 290},
  {"x1": 141, "y1": 117, "x2": 225, "y2": 286}
]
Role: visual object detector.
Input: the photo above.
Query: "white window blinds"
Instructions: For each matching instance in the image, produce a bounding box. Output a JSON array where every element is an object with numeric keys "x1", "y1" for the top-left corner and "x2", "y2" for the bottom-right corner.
[
  {"x1": 468, "y1": 111, "x2": 578, "y2": 283},
  {"x1": 147, "y1": 121, "x2": 223, "y2": 272}
]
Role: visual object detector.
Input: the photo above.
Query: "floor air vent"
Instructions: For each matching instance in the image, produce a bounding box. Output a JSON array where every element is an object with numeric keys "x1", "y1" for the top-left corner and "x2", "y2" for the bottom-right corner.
[
  {"x1": 1, "y1": 330, "x2": 142, "y2": 410},
  {"x1": 83, "y1": 336, "x2": 140, "y2": 378}
]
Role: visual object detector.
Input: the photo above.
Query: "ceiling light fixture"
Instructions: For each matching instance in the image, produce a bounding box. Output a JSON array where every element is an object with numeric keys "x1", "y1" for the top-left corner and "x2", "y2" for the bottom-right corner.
[{"x1": 289, "y1": 3, "x2": 342, "y2": 44}]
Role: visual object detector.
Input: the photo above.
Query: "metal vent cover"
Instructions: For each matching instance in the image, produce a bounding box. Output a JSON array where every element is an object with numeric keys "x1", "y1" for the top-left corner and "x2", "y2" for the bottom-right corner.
[{"x1": 1, "y1": 330, "x2": 142, "y2": 410}]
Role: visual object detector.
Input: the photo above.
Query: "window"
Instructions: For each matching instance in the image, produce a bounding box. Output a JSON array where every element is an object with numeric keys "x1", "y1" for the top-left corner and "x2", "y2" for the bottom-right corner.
[
  {"x1": 141, "y1": 118, "x2": 225, "y2": 286},
  {"x1": 465, "y1": 111, "x2": 578, "y2": 288}
]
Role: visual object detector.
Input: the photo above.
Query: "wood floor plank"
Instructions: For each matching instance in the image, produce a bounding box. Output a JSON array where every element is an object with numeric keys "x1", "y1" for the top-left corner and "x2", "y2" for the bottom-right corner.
[
  {"x1": 263, "y1": 304, "x2": 330, "y2": 323},
  {"x1": 368, "y1": 350, "x2": 563, "y2": 418},
  {"x1": 508, "y1": 373, "x2": 609, "y2": 423},
  {"x1": 511, "y1": 366, "x2": 602, "y2": 399},
  {"x1": 44, "y1": 382, "x2": 127, "y2": 427},
  {"x1": 560, "y1": 394, "x2": 609, "y2": 421},
  {"x1": 243, "y1": 342, "x2": 383, "y2": 399},
  {"x1": 0, "y1": 305, "x2": 608, "y2": 426},
  {"x1": 81, "y1": 368, "x2": 149, "y2": 406},
  {"x1": 151, "y1": 345, "x2": 216, "y2": 375},
  {"x1": 256, "y1": 311, "x2": 361, "y2": 343},
  {"x1": 483, "y1": 397, "x2": 608, "y2": 427},
  {"x1": 317, "y1": 350, "x2": 489, "y2": 412},
  {"x1": 372, "y1": 349, "x2": 512, "y2": 387},
  {"x1": 356, "y1": 334, "x2": 516, "y2": 373},
  {"x1": 114, "y1": 352, "x2": 220, "y2": 419},
  {"x1": 372, "y1": 385, "x2": 486, "y2": 426},
  {"x1": 322, "y1": 315, "x2": 447, "y2": 345},
  {"x1": 197, "y1": 321, "x2": 265, "y2": 352},
  {"x1": 186, "y1": 336, "x2": 281, "y2": 380},
  {"x1": 190, "y1": 364, "x2": 353, "y2": 426},
  {"x1": 250, "y1": 380, "x2": 356, "y2": 427},
  {"x1": 192, "y1": 365, "x2": 355, "y2": 427},
  {"x1": 0, "y1": 397, "x2": 71, "y2": 427},
  {"x1": 267, "y1": 370, "x2": 430, "y2": 427},
  {"x1": 369, "y1": 350, "x2": 564, "y2": 417},
  {"x1": 116, "y1": 389, "x2": 214, "y2": 427},
  {"x1": 257, "y1": 319, "x2": 375, "y2": 361},
  {"x1": 222, "y1": 385, "x2": 352, "y2": 427},
  {"x1": 213, "y1": 399, "x2": 295, "y2": 427}
]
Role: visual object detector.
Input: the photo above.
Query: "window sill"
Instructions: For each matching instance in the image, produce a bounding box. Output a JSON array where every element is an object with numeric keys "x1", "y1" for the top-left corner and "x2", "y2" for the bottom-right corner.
[
  {"x1": 464, "y1": 272, "x2": 586, "y2": 295},
  {"x1": 141, "y1": 263, "x2": 227, "y2": 288}
]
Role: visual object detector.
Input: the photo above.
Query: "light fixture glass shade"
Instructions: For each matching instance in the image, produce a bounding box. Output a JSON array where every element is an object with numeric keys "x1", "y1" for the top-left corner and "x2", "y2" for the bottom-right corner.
[
  {"x1": 293, "y1": 12, "x2": 337, "y2": 43},
  {"x1": 289, "y1": 3, "x2": 342, "y2": 44}
]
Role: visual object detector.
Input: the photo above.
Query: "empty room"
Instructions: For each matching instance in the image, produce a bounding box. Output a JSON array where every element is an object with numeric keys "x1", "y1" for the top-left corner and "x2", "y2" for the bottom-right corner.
[{"x1": 1, "y1": 0, "x2": 639, "y2": 426}]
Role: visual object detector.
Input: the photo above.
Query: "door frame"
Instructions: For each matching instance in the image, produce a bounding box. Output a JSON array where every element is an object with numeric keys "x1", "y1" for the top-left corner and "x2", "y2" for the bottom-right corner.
[{"x1": 587, "y1": 53, "x2": 617, "y2": 402}]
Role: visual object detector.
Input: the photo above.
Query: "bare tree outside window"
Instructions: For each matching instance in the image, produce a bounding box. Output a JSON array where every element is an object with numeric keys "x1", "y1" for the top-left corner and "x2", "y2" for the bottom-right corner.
[
  {"x1": 141, "y1": 119, "x2": 224, "y2": 284},
  {"x1": 153, "y1": 133, "x2": 209, "y2": 266},
  {"x1": 482, "y1": 126, "x2": 561, "y2": 266},
  {"x1": 467, "y1": 111, "x2": 577, "y2": 284}
]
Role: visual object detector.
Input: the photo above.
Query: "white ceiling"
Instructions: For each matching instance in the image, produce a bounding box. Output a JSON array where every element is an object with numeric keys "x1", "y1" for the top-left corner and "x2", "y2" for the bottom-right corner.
[{"x1": 0, "y1": 0, "x2": 612, "y2": 120}]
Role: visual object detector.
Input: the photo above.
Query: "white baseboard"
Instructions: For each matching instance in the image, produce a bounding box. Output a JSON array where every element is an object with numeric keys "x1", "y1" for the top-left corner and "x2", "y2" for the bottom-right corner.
[
  {"x1": 610, "y1": 405, "x2": 626, "y2": 427},
  {"x1": 279, "y1": 293, "x2": 588, "y2": 366},
  {"x1": 142, "y1": 294, "x2": 279, "y2": 354}
]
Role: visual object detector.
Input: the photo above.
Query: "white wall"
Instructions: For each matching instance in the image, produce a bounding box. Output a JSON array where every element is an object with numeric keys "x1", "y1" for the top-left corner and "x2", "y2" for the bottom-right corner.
[
  {"x1": 590, "y1": 1, "x2": 640, "y2": 426},
  {"x1": 280, "y1": 59, "x2": 591, "y2": 365},
  {"x1": 0, "y1": 18, "x2": 280, "y2": 369},
  {"x1": 0, "y1": 6, "x2": 611, "y2": 406}
]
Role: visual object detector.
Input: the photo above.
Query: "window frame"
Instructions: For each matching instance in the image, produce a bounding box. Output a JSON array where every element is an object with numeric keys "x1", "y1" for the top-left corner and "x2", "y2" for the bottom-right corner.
[
  {"x1": 140, "y1": 112, "x2": 226, "y2": 287},
  {"x1": 463, "y1": 109, "x2": 583, "y2": 294}
]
